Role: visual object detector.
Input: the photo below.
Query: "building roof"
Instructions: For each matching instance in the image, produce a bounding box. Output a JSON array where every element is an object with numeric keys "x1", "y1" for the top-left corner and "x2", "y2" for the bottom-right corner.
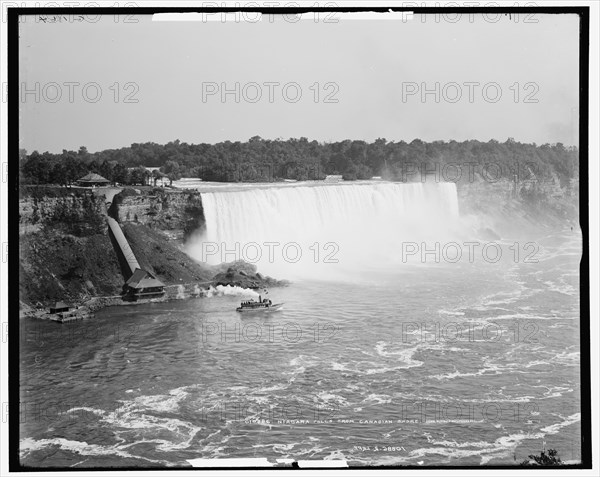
[
  {"x1": 51, "y1": 301, "x2": 69, "y2": 309},
  {"x1": 78, "y1": 173, "x2": 110, "y2": 183},
  {"x1": 106, "y1": 217, "x2": 141, "y2": 275},
  {"x1": 125, "y1": 268, "x2": 165, "y2": 289}
]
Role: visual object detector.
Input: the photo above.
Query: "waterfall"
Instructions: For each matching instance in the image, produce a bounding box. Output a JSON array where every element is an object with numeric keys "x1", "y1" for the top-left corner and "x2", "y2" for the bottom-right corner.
[{"x1": 186, "y1": 182, "x2": 460, "y2": 279}]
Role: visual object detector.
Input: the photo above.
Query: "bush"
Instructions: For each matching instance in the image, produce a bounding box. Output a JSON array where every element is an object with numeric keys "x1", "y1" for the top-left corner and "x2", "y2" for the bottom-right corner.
[{"x1": 520, "y1": 449, "x2": 562, "y2": 466}]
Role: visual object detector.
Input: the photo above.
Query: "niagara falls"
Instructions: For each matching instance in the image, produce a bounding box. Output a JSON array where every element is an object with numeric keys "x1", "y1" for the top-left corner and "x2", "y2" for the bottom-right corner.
[
  {"x1": 189, "y1": 181, "x2": 461, "y2": 279},
  {"x1": 17, "y1": 175, "x2": 582, "y2": 467},
  {"x1": 10, "y1": 5, "x2": 591, "y2": 474}
]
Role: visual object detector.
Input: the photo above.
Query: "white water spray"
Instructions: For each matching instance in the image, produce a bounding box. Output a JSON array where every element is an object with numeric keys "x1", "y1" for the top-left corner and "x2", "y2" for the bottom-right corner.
[{"x1": 187, "y1": 181, "x2": 460, "y2": 279}]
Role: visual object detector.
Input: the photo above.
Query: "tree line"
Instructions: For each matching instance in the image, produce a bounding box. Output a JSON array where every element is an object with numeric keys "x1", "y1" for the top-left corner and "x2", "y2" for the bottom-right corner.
[{"x1": 19, "y1": 137, "x2": 579, "y2": 187}]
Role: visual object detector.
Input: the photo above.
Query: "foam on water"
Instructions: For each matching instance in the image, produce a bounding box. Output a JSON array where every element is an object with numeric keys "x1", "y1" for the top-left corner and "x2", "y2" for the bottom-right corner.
[
  {"x1": 19, "y1": 208, "x2": 582, "y2": 467},
  {"x1": 19, "y1": 437, "x2": 171, "y2": 465},
  {"x1": 204, "y1": 285, "x2": 260, "y2": 298}
]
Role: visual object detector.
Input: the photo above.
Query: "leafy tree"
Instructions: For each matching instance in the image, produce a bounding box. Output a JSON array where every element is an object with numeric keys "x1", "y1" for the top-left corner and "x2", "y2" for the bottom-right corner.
[
  {"x1": 18, "y1": 138, "x2": 579, "y2": 193},
  {"x1": 128, "y1": 166, "x2": 148, "y2": 185},
  {"x1": 112, "y1": 163, "x2": 129, "y2": 184},
  {"x1": 21, "y1": 152, "x2": 49, "y2": 184},
  {"x1": 151, "y1": 169, "x2": 165, "y2": 186},
  {"x1": 161, "y1": 160, "x2": 182, "y2": 186},
  {"x1": 520, "y1": 449, "x2": 562, "y2": 466}
]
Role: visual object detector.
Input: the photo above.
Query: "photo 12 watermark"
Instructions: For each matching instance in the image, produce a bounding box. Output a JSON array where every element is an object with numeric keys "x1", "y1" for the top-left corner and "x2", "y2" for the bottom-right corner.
[
  {"x1": 199, "y1": 320, "x2": 341, "y2": 344},
  {"x1": 402, "y1": 81, "x2": 539, "y2": 104},
  {"x1": 3, "y1": 2, "x2": 140, "y2": 23},
  {"x1": 400, "y1": 241, "x2": 541, "y2": 264},
  {"x1": 202, "y1": 81, "x2": 340, "y2": 104},
  {"x1": 18, "y1": 81, "x2": 140, "y2": 104},
  {"x1": 398, "y1": 320, "x2": 539, "y2": 344},
  {"x1": 200, "y1": 241, "x2": 340, "y2": 264}
]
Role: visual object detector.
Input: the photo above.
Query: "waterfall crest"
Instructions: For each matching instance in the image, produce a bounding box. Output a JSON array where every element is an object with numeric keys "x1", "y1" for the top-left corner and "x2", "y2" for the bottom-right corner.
[{"x1": 187, "y1": 182, "x2": 460, "y2": 279}]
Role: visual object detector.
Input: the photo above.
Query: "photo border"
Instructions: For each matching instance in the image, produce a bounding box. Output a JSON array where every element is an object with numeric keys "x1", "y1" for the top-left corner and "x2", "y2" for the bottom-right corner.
[{"x1": 6, "y1": 3, "x2": 592, "y2": 472}]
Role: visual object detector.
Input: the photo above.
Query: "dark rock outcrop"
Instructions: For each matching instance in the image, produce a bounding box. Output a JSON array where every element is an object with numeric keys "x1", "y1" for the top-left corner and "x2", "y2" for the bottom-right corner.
[
  {"x1": 211, "y1": 261, "x2": 288, "y2": 289},
  {"x1": 20, "y1": 187, "x2": 107, "y2": 236},
  {"x1": 109, "y1": 188, "x2": 205, "y2": 241}
]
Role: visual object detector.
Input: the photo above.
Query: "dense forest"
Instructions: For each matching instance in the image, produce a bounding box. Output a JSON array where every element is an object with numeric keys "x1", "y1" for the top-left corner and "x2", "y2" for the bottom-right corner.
[{"x1": 19, "y1": 137, "x2": 579, "y2": 187}]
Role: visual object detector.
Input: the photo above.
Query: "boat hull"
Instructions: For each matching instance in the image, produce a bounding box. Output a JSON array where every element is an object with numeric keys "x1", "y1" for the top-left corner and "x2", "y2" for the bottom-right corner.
[{"x1": 236, "y1": 303, "x2": 283, "y2": 313}]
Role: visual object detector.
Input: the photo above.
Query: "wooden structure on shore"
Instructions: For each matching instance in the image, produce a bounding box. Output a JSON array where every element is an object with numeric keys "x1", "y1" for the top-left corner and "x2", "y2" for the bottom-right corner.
[
  {"x1": 106, "y1": 216, "x2": 165, "y2": 300},
  {"x1": 122, "y1": 268, "x2": 165, "y2": 300},
  {"x1": 49, "y1": 301, "x2": 70, "y2": 314},
  {"x1": 76, "y1": 173, "x2": 111, "y2": 187}
]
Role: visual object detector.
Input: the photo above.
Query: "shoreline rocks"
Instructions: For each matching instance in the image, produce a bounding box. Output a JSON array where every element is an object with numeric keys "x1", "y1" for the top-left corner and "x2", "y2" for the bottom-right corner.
[{"x1": 20, "y1": 273, "x2": 289, "y2": 322}]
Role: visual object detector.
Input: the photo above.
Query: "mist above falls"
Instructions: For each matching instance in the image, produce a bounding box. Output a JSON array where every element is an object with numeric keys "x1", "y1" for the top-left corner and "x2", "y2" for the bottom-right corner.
[{"x1": 186, "y1": 181, "x2": 462, "y2": 280}]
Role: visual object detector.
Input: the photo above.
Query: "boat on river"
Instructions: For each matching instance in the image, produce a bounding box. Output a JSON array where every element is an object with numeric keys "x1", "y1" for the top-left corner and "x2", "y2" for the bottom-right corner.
[{"x1": 236, "y1": 295, "x2": 283, "y2": 312}]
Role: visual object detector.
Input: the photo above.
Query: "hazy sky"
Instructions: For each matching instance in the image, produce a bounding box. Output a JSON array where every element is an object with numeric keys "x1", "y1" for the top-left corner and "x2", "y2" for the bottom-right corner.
[{"x1": 18, "y1": 12, "x2": 580, "y2": 153}]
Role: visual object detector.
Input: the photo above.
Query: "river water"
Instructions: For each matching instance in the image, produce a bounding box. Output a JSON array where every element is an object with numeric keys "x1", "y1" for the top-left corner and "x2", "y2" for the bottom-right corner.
[{"x1": 19, "y1": 227, "x2": 581, "y2": 467}]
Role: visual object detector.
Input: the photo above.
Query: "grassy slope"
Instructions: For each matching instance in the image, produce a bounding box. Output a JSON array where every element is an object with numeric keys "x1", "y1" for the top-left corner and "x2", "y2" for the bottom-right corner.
[
  {"x1": 19, "y1": 223, "x2": 217, "y2": 307},
  {"x1": 19, "y1": 228, "x2": 124, "y2": 306},
  {"x1": 121, "y1": 223, "x2": 214, "y2": 284}
]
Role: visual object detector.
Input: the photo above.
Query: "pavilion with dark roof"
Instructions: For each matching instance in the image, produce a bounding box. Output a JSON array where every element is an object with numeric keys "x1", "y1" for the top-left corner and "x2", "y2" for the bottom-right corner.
[
  {"x1": 122, "y1": 268, "x2": 165, "y2": 300},
  {"x1": 76, "y1": 173, "x2": 111, "y2": 187},
  {"x1": 49, "y1": 301, "x2": 70, "y2": 314}
]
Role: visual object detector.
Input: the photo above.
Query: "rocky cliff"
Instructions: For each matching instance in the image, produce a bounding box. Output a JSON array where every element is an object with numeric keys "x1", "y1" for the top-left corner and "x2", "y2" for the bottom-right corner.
[
  {"x1": 18, "y1": 179, "x2": 578, "y2": 310},
  {"x1": 19, "y1": 188, "x2": 122, "y2": 306},
  {"x1": 19, "y1": 186, "x2": 282, "y2": 310},
  {"x1": 108, "y1": 188, "x2": 205, "y2": 241},
  {"x1": 19, "y1": 187, "x2": 107, "y2": 236},
  {"x1": 456, "y1": 176, "x2": 579, "y2": 237}
]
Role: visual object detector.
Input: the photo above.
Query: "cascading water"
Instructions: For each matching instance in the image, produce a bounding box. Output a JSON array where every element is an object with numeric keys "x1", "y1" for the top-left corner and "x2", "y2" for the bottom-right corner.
[{"x1": 186, "y1": 181, "x2": 460, "y2": 279}]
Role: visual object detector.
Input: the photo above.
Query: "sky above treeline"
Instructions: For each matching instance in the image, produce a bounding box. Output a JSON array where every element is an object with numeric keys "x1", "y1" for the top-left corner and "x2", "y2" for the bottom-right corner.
[{"x1": 18, "y1": 12, "x2": 579, "y2": 153}]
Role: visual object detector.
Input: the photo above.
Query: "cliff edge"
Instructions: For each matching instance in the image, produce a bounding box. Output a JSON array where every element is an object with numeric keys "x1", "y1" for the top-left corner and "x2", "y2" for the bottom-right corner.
[{"x1": 19, "y1": 186, "x2": 284, "y2": 310}]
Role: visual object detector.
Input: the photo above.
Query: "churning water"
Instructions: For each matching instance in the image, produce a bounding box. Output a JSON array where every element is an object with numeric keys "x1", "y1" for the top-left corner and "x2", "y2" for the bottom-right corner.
[{"x1": 19, "y1": 182, "x2": 581, "y2": 467}]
